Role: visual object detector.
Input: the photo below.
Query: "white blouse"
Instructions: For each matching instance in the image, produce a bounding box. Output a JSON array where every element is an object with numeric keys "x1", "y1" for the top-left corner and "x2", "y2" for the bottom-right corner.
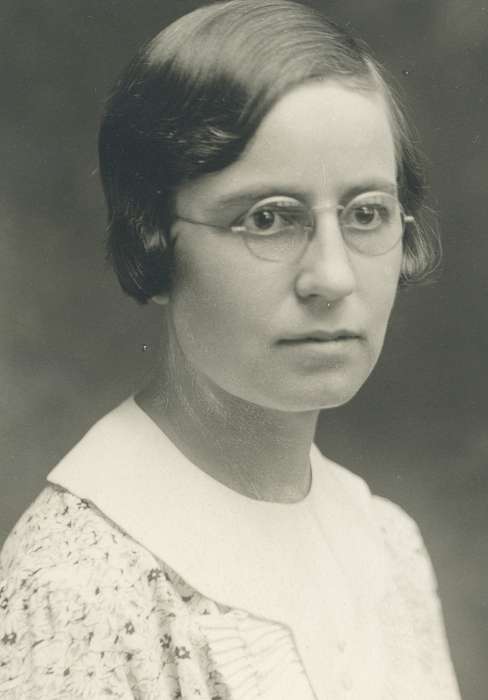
[{"x1": 0, "y1": 397, "x2": 461, "y2": 699}]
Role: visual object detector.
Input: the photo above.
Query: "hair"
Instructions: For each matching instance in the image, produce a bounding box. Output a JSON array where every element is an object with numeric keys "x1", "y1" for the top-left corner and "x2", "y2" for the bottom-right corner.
[{"x1": 99, "y1": 0, "x2": 439, "y2": 304}]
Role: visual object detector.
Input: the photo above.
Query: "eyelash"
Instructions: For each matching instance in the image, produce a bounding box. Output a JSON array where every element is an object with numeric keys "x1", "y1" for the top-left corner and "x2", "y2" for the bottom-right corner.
[{"x1": 233, "y1": 197, "x2": 304, "y2": 225}]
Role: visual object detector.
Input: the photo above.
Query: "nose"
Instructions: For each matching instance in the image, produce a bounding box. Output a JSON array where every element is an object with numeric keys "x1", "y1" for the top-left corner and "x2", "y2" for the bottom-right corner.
[{"x1": 294, "y1": 210, "x2": 357, "y2": 302}]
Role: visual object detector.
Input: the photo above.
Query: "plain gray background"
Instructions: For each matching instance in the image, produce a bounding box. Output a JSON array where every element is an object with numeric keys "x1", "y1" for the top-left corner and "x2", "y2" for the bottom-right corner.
[{"x1": 1, "y1": 1, "x2": 487, "y2": 698}]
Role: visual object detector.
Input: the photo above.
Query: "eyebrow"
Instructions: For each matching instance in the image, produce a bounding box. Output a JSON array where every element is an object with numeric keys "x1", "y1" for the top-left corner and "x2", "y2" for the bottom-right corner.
[
  {"x1": 210, "y1": 179, "x2": 399, "y2": 211},
  {"x1": 211, "y1": 186, "x2": 309, "y2": 210},
  {"x1": 339, "y1": 180, "x2": 399, "y2": 202}
]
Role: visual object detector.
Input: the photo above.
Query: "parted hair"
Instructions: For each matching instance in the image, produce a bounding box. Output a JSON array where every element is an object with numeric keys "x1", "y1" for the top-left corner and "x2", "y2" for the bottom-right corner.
[{"x1": 98, "y1": 0, "x2": 439, "y2": 304}]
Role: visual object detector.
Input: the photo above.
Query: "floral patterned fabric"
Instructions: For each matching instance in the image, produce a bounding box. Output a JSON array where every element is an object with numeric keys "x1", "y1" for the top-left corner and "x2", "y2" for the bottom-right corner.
[
  {"x1": 0, "y1": 487, "x2": 316, "y2": 700},
  {"x1": 0, "y1": 486, "x2": 236, "y2": 699},
  {"x1": 0, "y1": 483, "x2": 462, "y2": 699}
]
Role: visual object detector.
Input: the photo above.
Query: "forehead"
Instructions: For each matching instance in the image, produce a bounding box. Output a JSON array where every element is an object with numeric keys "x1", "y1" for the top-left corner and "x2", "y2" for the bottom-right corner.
[{"x1": 177, "y1": 80, "x2": 396, "y2": 214}]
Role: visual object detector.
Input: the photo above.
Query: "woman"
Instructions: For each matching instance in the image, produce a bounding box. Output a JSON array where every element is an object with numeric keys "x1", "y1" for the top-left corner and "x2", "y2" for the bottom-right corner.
[{"x1": 0, "y1": 1, "x2": 461, "y2": 698}]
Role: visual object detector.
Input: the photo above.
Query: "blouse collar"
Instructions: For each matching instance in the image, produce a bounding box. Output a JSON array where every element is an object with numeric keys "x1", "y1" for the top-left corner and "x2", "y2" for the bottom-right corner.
[{"x1": 47, "y1": 396, "x2": 387, "y2": 699}]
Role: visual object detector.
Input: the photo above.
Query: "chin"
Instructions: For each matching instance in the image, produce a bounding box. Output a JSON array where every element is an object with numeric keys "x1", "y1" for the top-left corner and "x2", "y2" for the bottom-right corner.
[
  {"x1": 248, "y1": 371, "x2": 370, "y2": 413},
  {"x1": 289, "y1": 361, "x2": 375, "y2": 411},
  {"x1": 297, "y1": 386, "x2": 364, "y2": 412},
  {"x1": 316, "y1": 372, "x2": 370, "y2": 409},
  {"x1": 249, "y1": 340, "x2": 380, "y2": 412}
]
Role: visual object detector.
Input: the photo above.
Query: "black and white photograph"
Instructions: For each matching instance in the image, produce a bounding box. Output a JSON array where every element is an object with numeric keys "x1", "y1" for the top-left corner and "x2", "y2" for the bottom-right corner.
[{"x1": 1, "y1": 1, "x2": 486, "y2": 698}]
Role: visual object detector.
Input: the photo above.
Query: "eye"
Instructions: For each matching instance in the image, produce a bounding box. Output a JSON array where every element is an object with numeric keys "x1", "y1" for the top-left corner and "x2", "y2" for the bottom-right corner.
[
  {"x1": 250, "y1": 208, "x2": 280, "y2": 232},
  {"x1": 342, "y1": 193, "x2": 397, "y2": 231},
  {"x1": 239, "y1": 197, "x2": 309, "y2": 237},
  {"x1": 350, "y1": 204, "x2": 384, "y2": 228}
]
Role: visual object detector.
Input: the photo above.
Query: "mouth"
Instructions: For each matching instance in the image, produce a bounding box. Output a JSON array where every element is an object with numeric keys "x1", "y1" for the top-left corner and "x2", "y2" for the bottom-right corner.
[{"x1": 278, "y1": 330, "x2": 362, "y2": 345}]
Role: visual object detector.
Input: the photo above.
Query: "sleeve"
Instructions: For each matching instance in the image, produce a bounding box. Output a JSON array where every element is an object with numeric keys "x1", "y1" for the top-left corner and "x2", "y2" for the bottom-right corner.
[
  {"x1": 0, "y1": 488, "x2": 205, "y2": 700},
  {"x1": 374, "y1": 496, "x2": 462, "y2": 700},
  {"x1": 0, "y1": 567, "x2": 135, "y2": 698}
]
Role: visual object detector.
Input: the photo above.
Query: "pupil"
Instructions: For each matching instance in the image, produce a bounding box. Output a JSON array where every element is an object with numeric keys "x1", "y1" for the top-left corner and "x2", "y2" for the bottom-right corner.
[
  {"x1": 254, "y1": 210, "x2": 275, "y2": 229},
  {"x1": 355, "y1": 206, "x2": 375, "y2": 224}
]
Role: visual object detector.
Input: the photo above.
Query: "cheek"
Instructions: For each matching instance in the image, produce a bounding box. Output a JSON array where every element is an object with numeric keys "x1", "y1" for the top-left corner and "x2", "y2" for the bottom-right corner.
[
  {"x1": 362, "y1": 251, "x2": 402, "y2": 343},
  {"x1": 168, "y1": 238, "x2": 276, "y2": 367}
]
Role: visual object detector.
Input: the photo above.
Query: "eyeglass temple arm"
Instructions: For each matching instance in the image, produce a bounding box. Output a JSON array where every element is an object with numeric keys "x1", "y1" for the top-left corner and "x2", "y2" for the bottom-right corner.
[{"x1": 175, "y1": 215, "x2": 230, "y2": 231}]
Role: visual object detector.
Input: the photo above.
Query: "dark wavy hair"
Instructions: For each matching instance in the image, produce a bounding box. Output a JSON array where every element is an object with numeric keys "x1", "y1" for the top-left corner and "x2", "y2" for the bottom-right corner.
[{"x1": 99, "y1": 0, "x2": 439, "y2": 304}]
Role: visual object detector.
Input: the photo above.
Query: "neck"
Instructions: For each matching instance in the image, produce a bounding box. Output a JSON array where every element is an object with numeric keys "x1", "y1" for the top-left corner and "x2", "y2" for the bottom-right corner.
[{"x1": 136, "y1": 329, "x2": 319, "y2": 503}]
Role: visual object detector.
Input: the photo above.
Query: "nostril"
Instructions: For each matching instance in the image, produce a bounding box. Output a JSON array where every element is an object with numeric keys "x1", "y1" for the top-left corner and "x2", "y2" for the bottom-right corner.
[{"x1": 294, "y1": 231, "x2": 356, "y2": 302}]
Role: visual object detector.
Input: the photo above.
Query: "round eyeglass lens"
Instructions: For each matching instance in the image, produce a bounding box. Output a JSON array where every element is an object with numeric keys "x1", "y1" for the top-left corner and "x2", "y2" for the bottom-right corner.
[
  {"x1": 340, "y1": 192, "x2": 404, "y2": 255},
  {"x1": 242, "y1": 198, "x2": 312, "y2": 262}
]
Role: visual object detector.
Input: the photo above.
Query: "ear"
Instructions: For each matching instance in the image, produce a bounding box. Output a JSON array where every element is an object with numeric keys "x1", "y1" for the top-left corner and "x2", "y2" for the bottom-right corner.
[{"x1": 151, "y1": 293, "x2": 169, "y2": 305}]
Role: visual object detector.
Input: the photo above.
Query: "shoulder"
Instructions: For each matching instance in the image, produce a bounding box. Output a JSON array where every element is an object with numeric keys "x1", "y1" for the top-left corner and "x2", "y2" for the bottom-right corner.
[
  {"x1": 371, "y1": 494, "x2": 442, "y2": 620},
  {"x1": 370, "y1": 495, "x2": 449, "y2": 616},
  {"x1": 1, "y1": 485, "x2": 213, "y2": 614},
  {"x1": 312, "y1": 445, "x2": 371, "y2": 499},
  {"x1": 313, "y1": 458, "x2": 460, "y2": 696},
  {"x1": 313, "y1": 448, "x2": 428, "y2": 553},
  {"x1": 1, "y1": 486, "x2": 158, "y2": 589},
  {"x1": 372, "y1": 495, "x2": 430, "y2": 567},
  {"x1": 0, "y1": 487, "x2": 221, "y2": 699},
  {"x1": 373, "y1": 497, "x2": 461, "y2": 696},
  {"x1": 0, "y1": 487, "x2": 183, "y2": 657},
  {"x1": 328, "y1": 458, "x2": 438, "y2": 591},
  {"x1": 312, "y1": 448, "x2": 440, "y2": 600}
]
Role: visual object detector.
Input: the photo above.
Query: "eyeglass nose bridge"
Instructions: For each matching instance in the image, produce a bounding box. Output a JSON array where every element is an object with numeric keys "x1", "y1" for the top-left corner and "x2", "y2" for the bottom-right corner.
[
  {"x1": 301, "y1": 201, "x2": 347, "y2": 247},
  {"x1": 269, "y1": 203, "x2": 338, "y2": 267},
  {"x1": 310, "y1": 201, "x2": 343, "y2": 214}
]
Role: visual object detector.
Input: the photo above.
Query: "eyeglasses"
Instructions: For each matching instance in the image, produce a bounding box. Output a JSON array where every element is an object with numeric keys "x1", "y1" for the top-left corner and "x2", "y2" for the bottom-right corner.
[{"x1": 175, "y1": 191, "x2": 415, "y2": 263}]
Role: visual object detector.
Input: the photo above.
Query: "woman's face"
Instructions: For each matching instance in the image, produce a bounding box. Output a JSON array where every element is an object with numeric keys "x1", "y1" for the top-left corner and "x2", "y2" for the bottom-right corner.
[{"x1": 166, "y1": 80, "x2": 403, "y2": 412}]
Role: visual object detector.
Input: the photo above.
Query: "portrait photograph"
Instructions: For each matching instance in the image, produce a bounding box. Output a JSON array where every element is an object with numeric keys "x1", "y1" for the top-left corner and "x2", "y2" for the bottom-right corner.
[{"x1": 1, "y1": 1, "x2": 486, "y2": 698}]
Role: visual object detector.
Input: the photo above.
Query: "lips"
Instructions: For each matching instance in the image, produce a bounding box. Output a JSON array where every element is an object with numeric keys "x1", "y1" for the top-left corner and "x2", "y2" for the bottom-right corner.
[{"x1": 278, "y1": 330, "x2": 361, "y2": 344}]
